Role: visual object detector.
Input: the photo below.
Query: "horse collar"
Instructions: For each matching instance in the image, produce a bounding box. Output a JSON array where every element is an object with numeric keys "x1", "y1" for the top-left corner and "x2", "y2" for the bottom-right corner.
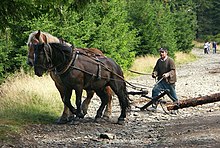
[{"x1": 55, "y1": 48, "x2": 78, "y2": 75}]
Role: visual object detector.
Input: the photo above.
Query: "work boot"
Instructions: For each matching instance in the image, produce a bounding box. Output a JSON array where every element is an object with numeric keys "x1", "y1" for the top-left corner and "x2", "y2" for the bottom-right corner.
[
  {"x1": 147, "y1": 103, "x2": 157, "y2": 112},
  {"x1": 173, "y1": 100, "x2": 180, "y2": 106}
]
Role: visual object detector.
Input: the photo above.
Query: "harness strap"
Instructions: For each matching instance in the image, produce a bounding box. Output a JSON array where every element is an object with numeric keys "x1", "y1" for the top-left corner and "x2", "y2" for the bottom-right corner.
[
  {"x1": 55, "y1": 49, "x2": 78, "y2": 75},
  {"x1": 73, "y1": 51, "x2": 147, "y2": 91},
  {"x1": 95, "y1": 57, "x2": 102, "y2": 79}
]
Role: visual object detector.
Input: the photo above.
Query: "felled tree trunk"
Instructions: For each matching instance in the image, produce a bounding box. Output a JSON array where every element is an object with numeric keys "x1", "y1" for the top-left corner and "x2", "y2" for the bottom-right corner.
[{"x1": 167, "y1": 93, "x2": 220, "y2": 111}]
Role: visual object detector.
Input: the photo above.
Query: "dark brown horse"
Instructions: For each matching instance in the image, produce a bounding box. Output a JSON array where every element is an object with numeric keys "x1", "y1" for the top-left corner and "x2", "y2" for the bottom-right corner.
[
  {"x1": 33, "y1": 43, "x2": 130, "y2": 124},
  {"x1": 27, "y1": 30, "x2": 112, "y2": 123}
]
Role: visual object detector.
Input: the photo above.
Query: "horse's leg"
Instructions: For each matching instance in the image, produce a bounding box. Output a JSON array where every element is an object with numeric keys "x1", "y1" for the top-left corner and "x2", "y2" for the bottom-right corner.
[
  {"x1": 94, "y1": 90, "x2": 109, "y2": 122},
  {"x1": 54, "y1": 82, "x2": 70, "y2": 124},
  {"x1": 110, "y1": 82, "x2": 129, "y2": 125},
  {"x1": 81, "y1": 90, "x2": 95, "y2": 115},
  {"x1": 103, "y1": 86, "x2": 112, "y2": 119},
  {"x1": 51, "y1": 73, "x2": 75, "y2": 124},
  {"x1": 62, "y1": 87, "x2": 77, "y2": 116},
  {"x1": 75, "y1": 88, "x2": 84, "y2": 119}
]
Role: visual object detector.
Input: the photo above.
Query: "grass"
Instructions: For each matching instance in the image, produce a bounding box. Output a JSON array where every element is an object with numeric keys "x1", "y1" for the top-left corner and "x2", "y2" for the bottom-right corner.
[
  {"x1": 0, "y1": 48, "x2": 198, "y2": 143},
  {"x1": 193, "y1": 40, "x2": 204, "y2": 49},
  {"x1": 124, "y1": 55, "x2": 157, "y2": 78},
  {"x1": 175, "y1": 51, "x2": 197, "y2": 65},
  {"x1": 125, "y1": 50, "x2": 197, "y2": 78},
  {"x1": 0, "y1": 70, "x2": 64, "y2": 142}
]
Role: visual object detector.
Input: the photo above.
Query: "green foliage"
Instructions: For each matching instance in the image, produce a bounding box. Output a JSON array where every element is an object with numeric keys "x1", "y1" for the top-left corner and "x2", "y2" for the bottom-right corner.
[
  {"x1": 0, "y1": 0, "x2": 213, "y2": 81},
  {"x1": 0, "y1": 30, "x2": 14, "y2": 82},
  {"x1": 214, "y1": 34, "x2": 220, "y2": 43},
  {"x1": 127, "y1": 1, "x2": 177, "y2": 58},
  {"x1": 0, "y1": 41, "x2": 10, "y2": 82},
  {"x1": 171, "y1": 0, "x2": 197, "y2": 53},
  {"x1": 0, "y1": 29, "x2": 29, "y2": 83},
  {"x1": 81, "y1": 1, "x2": 138, "y2": 68},
  {"x1": 195, "y1": 0, "x2": 220, "y2": 37},
  {"x1": 22, "y1": 0, "x2": 138, "y2": 69}
]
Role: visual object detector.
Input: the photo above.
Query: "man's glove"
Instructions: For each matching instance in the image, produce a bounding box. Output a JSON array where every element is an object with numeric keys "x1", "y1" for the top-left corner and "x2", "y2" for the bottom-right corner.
[
  {"x1": 162, "y1": 72, "x2": 169, "y2": 78},
  {"x1": 152, "y1": 72, "x2": 157, "y2": 78}
]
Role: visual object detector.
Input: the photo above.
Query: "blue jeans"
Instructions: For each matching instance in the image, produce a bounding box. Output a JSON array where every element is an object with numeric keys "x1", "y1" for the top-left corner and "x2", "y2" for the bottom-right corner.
[
  {"x1": 152, "y1": 80, "x2": 178, "y2": 102},
  {"x1": 213, "y1": 48, "x2": 216, "y2": 54}
]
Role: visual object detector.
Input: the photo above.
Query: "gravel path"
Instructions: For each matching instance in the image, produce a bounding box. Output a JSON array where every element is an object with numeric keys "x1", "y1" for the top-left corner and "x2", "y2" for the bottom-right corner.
[{"x1": 2, "y1": 48, "x2": 220, "y2": 147}]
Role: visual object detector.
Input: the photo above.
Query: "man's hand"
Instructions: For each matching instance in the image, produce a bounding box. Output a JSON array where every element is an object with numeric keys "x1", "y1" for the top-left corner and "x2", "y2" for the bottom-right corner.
[
  {"x1": 152, "y1": 72, "x2": 157, "y2": 78},
  {"x1": 162, "y1": 72, "x2": 169, "y2": 78}
]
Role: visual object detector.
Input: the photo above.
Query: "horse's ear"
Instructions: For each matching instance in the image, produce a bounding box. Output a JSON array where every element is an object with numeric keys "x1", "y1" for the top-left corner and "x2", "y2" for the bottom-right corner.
[
  {"x1": 41, "y1": 34, "x2": 48, "y2": 44},
  {"x1": 35, "y1": 30, "x2": 41, "y2": 40}
]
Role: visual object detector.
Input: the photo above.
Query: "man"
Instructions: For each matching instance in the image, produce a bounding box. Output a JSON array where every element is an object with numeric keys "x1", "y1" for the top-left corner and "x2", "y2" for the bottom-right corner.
[
  {"x1": 148, "y1": 47, "x2": 179, "y2": 111},
  {"x1": 212, "y1": 41, "x2": 217, "y2": 54},
  {"x1": 204, "y1": 41, "x2": 209, "y2": 54}
]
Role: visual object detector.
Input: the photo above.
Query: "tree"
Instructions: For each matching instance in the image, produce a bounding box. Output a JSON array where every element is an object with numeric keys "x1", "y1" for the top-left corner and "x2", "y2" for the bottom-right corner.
[
  {"x1": 194, "y1": 0, "x2": 220, "y2": 38},
  {"x1": 169, "y1": 0, "x2": 197, "y2": 53},
  {"x1": 18, "y1": 0, "x2": 139, "y2": 69},
  {"x1": 127, "y1": 0, "x2": 177, "y2": 58}
]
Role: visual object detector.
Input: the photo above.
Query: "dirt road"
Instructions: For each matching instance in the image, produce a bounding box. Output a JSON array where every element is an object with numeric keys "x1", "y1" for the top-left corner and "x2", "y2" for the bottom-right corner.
[{"x1": 3, "y1": 48, "x2": 220, "y2": 147}]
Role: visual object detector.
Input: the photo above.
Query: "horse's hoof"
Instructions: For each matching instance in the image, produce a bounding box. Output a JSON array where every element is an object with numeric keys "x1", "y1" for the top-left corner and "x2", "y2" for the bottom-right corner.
[
  {"x1": 103, "y1": 112, "x2": 111, "y2": 118},
  {"x1": 82, "y1": 107, "x2": 88, "y2": 115},
  {"x1": 69, "y1": 116, "x2": 81, "y2": 125},
  {"x1": 67, "y1": 115, "x2": 75, "y2": 122},
  {"x1": 82, "y1": 110, "x2": 87, "y2": 115},
  {"x1": 117, "y1": 118, "x2": 125, "y2": 125},
  {"x1": 55, "y1": 117, "x2": 68, "y2": 124},
  {"x1": 77, "y1": 113, "x2": 85, "y2": 119},
  {"x1": 81, "y1": 103, "x2": 88, "y2": 115},
  {"x1": 69, "y1": 119, "x2": 80, "y2": 125},
  {"x1": 94, "y1": 117, "x2": 102, "y2": 123},
  {"x1": 102, "y1": 115, "x2": 110, "y2": 121}
]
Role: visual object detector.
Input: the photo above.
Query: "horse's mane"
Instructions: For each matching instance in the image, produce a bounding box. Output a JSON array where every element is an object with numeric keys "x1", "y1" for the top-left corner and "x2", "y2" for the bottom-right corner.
[
  {"x1": 27, "y1": 31, "x2": 60, "y2": 45},
  {"x1": 27, "y1": 31, "x2": 38, "y2": 45},
  {"x1": 50, "y1": 43, "x2": 72, "y2": 55}
]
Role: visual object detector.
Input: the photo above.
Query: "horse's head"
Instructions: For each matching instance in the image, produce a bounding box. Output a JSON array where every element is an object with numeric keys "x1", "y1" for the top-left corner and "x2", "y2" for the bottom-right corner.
[
  {"x1": 33, "y1": 43, "x2": 52, "y2": 77},
  {"x1": 27, "y1": 30, "x2": 48, "y2": 66},
  {"x1": 27, "y1": 30, "x2": 72, "y2": 66}
]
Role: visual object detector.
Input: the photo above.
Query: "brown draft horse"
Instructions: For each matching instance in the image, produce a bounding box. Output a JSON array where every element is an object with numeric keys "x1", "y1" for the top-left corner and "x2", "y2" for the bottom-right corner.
[
  {"x1": 33, "y1": 43, "x2": 130, "y2": 124},
  {"x1": 27, "y1": 30, "x2": 113, "y2": 124}
]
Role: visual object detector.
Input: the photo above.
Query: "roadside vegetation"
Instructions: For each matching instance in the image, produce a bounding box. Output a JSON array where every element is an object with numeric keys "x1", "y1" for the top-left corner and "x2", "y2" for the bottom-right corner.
[
  {"x1": 0, "y1": 70, "x2": 63, "y2": 142},
  {"x1": 126, "y1": 50, "x2": 197, "y2": 78},
  {"x1": 1, "y1": 0, "x2": 211, "y2": 83}
]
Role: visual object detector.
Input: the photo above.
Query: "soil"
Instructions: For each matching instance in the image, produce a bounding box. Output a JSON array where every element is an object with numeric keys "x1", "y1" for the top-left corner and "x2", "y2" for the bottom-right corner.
[{"x1": 2, "y1": 48, "x2": 220, "y2": 147}]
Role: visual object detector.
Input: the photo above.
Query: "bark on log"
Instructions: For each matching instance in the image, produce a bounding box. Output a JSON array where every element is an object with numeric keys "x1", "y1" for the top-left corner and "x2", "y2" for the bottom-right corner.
[{"x1": 167, "y1": 93, "x2": 220, "y2": 111}]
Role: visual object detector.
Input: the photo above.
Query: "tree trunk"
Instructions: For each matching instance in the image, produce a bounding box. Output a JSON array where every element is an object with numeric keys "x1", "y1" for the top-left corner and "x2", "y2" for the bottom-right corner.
[{"x1": 166, "y1": 93, "x2": 220, "y2": 111}]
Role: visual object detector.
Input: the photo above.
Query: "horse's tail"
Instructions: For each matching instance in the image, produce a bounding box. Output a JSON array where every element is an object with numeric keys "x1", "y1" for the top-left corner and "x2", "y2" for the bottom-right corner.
[
  {"x1": 123, "y1": 81, "x2": 131, "y2": 111},
  {"x1": 114, "y1": 63, "x2": 131, "y2": 111},
  {"x1": 107, "y1": 58, "x2": 130, "y2": 112}
]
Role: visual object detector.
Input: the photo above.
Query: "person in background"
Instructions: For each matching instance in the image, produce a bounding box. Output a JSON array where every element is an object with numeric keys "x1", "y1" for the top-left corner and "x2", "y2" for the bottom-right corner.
[
  {"x1": 212, "y1": 41, "x2": 217, "y2": 54},
  {"x1": 204, "y1": 41, "x2": 209, "y2": 54},
  {"x1": 148, "y1": 47, "x2": 179, "y2": 112}
]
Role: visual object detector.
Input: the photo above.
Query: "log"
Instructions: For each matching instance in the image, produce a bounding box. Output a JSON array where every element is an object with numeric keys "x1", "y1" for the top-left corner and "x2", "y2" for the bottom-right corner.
[{"x1": 167, "y1": 93, "x2": 220, "y2": 111}]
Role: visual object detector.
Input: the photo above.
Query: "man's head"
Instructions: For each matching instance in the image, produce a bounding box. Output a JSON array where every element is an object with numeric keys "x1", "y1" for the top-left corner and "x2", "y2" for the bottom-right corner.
[{"x1": 159, "y1": 48, "x2": 168, "y2": 59}]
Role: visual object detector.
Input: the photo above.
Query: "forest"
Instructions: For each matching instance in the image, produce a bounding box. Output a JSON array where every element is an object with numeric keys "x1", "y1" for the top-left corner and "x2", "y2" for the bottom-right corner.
[{"x1": 0, "y1": 0, "x2": 220, "y2": 83}]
